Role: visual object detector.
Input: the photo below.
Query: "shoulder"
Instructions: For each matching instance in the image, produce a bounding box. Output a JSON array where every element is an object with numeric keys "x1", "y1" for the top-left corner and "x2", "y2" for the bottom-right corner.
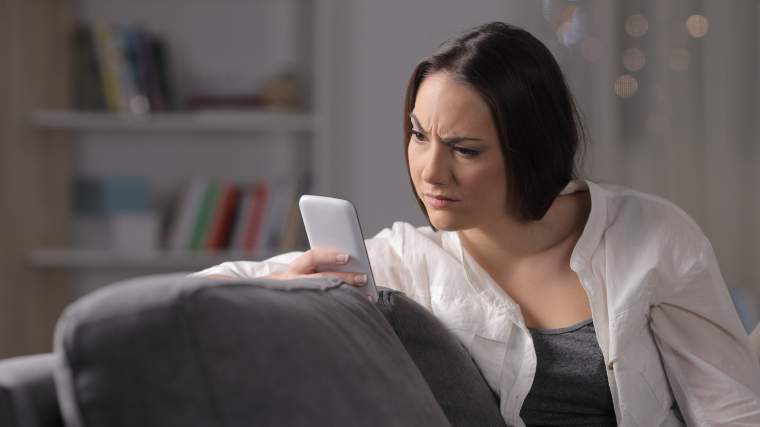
[
  {"x1": 595, "y1": 182, "x2": 706, "y2": 244},
  {"x1": 590, "y1": 182, "x2": 709, "y2": 295}
]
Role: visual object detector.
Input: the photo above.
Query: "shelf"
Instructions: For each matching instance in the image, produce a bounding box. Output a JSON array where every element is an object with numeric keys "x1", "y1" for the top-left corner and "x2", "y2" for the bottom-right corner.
[
  {"x1": 30, "y1": 110, "x2": 315, "y2": 133},
  {"x1": 29, "y1": 247, "x2": 277, "y2": 271}
]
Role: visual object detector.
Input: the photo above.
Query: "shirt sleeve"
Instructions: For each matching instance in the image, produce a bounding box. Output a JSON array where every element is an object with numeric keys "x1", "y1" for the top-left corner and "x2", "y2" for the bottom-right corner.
[
  {"x1": 187, "y1": 251, "x2": 304, "y2": 278},
  {"x1": 187, "y1": 222, "x2": 419, "y2": 301},
  {"x1": 649, "y1": 236, "x2": 760, "y2": 425}
]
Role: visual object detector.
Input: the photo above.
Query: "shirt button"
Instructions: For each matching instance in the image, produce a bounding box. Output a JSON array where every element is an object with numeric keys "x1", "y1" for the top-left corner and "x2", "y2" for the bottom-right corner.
[{"x1": 607, "y1": 361, "x2": 614, "y2": 370}]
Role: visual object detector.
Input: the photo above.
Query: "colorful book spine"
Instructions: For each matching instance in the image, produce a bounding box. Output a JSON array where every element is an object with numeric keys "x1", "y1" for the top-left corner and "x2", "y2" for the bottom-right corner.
[
  {"x1": 206, "y1": 183, "x2": 241, "y2": 251},
  {"x1": 255, "y1": 178, "x2": 295, "y2": 256},
  {"x1": 168, "y1": 177, "x2": 209, "y2": 251},
  {"x1": 242, "y1": 182, "x2": 269, "y2": 253},
  {"x1": 229, "y1": 187, "x2": 253, "y2": 251},
  {"x1": 189, "y1": 181, "x2": 220, "y2": 251},
  {"x1": 92, "y1": 23, "x2": 126, "y2": 111},
  {"x1": 73, "y1": 24, "x2": 173, "y2": 113}
]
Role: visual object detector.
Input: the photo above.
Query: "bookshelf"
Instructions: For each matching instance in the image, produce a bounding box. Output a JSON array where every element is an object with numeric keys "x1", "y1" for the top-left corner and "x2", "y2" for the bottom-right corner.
[
  {"x1": 29, "y1": 248, "x2": 272, "y2": 271},
  {"x1": 29, "y1": 0, "x2": 334, "y2": 278},
  {"x1": 31, "y1": 110, "x2": 315, "y2": 133}
]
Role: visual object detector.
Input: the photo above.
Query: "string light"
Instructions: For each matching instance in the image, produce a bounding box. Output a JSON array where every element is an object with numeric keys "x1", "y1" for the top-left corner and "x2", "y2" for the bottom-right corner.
[{"x1": 614, "y1": 74, "x2": 638, "y2": 98}]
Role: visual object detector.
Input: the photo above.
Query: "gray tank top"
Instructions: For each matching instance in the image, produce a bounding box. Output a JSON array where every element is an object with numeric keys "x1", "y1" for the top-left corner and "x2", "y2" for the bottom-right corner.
[{"x1": 519, "y1": 319, "x2": 617, "y2": 426}]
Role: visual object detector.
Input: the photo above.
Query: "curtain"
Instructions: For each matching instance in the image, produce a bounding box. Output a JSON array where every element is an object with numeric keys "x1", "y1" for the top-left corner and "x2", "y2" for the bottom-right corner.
[
  {"x1": 0, "y1": 0, "x2": 75, "y2": 357},
  {"x1": 510, "y1": 0, "x2": 760, "y2": 326}
]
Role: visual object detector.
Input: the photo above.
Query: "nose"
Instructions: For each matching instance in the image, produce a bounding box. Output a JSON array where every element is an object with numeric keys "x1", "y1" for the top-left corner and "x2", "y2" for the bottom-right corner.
[{"x1": 421, "y1": 141, "x2": 453, "y2": 186}]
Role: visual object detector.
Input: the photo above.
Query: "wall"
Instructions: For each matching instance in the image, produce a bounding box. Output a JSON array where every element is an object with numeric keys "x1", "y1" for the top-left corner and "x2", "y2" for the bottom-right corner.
[{"x1": 330, "y1": 0, "x2": 760, "y2": 320}]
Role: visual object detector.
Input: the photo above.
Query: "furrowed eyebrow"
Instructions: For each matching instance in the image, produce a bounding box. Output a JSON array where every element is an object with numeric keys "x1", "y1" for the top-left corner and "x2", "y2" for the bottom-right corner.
[
  {"x1": 409, "y1": 112, "x2": 483, "y2": 145},
  {"x1": 409, "y1": 113, "x2": 424, "y2": 131}
]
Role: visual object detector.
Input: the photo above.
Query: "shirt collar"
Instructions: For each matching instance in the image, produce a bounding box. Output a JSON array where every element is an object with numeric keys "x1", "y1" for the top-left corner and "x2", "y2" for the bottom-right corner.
[{"x1": 567, "y1": 179, "x2": 606, "y2": 273}]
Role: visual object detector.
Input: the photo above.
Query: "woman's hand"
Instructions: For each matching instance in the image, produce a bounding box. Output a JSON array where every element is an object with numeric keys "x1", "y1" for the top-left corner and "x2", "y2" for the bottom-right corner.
[{"x1": 264, "y1": 248, "x2": 367, "y2": 286}]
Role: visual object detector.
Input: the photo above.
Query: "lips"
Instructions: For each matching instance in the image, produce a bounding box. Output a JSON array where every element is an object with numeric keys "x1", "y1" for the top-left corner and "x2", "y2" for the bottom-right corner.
[
  {"x1": 424, "y1": 193, "x2": 459, "y2": 201},
  {"x1": 423, "y1": 193, "x2": 459, "y2": 209}
]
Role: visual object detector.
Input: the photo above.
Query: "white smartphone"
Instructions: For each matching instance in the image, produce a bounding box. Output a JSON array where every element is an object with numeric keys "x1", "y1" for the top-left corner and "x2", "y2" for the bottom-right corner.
[{"x1": 299, "y1": 195, "x2": 378, "y2": 302}]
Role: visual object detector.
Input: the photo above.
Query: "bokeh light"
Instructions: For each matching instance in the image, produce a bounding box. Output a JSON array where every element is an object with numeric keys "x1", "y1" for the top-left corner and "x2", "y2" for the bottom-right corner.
[
  {"x1": 556, "y1": 5, "x2": 585, "y2": 47},
  {"x1": 622, "y1": 48, "x2": 646, "y2": 71},
  {"x1": 686, "y1": 15, "x2": 709, "y2": 38},
  {"x1": 625, "y1": 14, "x2": 649, "y2": 37},
  {"x1": 614, "y1": 74, "x2": 638, "y2": 98}
]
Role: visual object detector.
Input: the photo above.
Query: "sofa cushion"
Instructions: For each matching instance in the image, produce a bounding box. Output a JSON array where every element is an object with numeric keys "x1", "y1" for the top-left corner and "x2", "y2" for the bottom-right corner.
[
  {"x1": 376, "y1": 288, "x2": 506, "y2": 427},
  {"x1": 54, "y1": 274, "x2": 451, "y2": 427},
  {"x1": 0, "y1": 353, "x2": 64, "y2": 427}
]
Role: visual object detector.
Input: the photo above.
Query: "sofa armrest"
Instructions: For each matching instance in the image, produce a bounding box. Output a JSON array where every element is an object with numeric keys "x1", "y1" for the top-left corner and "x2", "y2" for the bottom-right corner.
[
  {"x1": 0, "y1": 353, "x2": 63, "y2": 427},
  {"x1": 54, "y1": 273, "x2": 451, "y2": 427}
]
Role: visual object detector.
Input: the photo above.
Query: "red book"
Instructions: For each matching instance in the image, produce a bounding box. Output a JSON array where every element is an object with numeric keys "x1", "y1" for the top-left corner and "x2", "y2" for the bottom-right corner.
[
  {"x1": 206, "y1": 184, "x2": 241, "y2": 251},
  {"x1": 242, "y1": 182, "x2": 269, "y2": 253}
]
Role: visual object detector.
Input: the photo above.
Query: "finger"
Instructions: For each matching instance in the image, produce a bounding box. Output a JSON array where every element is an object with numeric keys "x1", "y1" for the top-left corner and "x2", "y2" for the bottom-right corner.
[
  {"x1": 290, "y1": 248, "x2": 350, "y2": 274},
  {"x1": 310, "y1": 247, "x2": 351, "y2": 265},
  {"x1": 311, "y1": 272, "x2": 368, "y2": 287}
]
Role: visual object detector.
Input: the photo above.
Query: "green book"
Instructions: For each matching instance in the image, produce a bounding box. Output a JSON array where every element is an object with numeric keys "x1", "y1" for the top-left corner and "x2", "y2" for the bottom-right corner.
[{"x1": 189, "y1": 181, "x2": 220, "y2": 251}]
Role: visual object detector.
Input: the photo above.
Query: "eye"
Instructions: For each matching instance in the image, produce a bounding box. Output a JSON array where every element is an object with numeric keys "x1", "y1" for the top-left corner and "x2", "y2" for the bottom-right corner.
[
  {"x1": 453, "y1": 147, "x2": 479, "y2": 157},
  {"x1": 410, "y1": 129, "x2": 426, "y2": 142}
]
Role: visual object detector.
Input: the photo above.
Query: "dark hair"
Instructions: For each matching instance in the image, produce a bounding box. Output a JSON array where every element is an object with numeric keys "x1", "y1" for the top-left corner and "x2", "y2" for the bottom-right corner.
[{"x1": 403, "y1": 22, "x2": 586, "y2": 228}]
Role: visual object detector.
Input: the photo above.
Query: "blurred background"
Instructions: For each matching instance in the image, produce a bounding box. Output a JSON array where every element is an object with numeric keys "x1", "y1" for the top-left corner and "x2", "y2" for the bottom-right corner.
[{"x1": 1, "y1": 0, "x2": 758, "y2": 358}]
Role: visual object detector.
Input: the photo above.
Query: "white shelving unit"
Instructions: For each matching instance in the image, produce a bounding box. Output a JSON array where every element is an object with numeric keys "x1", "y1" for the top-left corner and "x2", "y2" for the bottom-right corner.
[
  {"x1": 29, "y1": 0, "x2": 333, "y2": 280},
  {"x1": 29, "y1": 248, "x2": 271, "y2": 271},
  {"x1": 31, "y1": 110, "x2": 315, "y2": 134}
]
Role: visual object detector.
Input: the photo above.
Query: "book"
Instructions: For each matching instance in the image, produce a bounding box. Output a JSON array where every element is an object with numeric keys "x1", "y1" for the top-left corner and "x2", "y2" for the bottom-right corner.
[
  {"x1": 136, "y1": 30, "x2": 166, "y2": 111},
  {"x1": 168, "y1": 177, "x2": 209, "y2": 251},
  {"x1": 255, "y1": 178, "x2": 296, "y2": 255},
  {"x1": 151, "y1": 37, "x2": 177, "y2": 110},
  {"x1": 92, "y1": 23, "x2": 126, "y2": 111},
  {"x1": 206, "y1": 183, "x2": 241, "y2": 251},
  {"x1": 71, "y1": 24, "x2": 174, "y2": 113},
  {"x1": 189, "y1": 180, "x2": 220, "y2": 251},
  {"x1": 228, "y1": 187, "x2": 253, "y2": 250},
  {"x1": 242, "y1": 181, "x2": 269, "y2": 253},
  {"x1": 121, "y1": 27, "x2": 150, "y2": 114}
]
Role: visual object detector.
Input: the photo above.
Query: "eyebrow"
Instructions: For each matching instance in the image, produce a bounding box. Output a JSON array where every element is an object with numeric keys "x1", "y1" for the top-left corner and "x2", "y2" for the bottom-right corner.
[{"x1": 409, "y1": 113, "x2": 483, "y2": 145}]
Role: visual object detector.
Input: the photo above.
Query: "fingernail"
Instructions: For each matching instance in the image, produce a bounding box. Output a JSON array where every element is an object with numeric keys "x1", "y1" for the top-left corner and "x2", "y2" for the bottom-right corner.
[
  {"x1": 354, "y1": 274, "x2": 367, "y2": 284},
  {"x1": 336, "y1": 253, "x2": 349, "y2": 263}
]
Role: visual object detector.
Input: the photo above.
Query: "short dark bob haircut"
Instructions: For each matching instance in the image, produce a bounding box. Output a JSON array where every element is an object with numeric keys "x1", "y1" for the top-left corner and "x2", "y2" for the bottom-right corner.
[{"x1": 404, "y1": 22, "x2": 586, "y2": 229}]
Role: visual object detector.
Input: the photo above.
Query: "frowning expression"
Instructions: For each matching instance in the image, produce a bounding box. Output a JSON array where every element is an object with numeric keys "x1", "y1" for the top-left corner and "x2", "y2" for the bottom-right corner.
[{"x1": 408, "y1": 71, "x2": 508, "y2": 231}]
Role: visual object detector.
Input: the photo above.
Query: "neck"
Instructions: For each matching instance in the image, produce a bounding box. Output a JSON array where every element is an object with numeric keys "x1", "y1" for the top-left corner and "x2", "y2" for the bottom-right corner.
[{"x1": 457, "y1": 191, "x2": 591, "y2": 278}]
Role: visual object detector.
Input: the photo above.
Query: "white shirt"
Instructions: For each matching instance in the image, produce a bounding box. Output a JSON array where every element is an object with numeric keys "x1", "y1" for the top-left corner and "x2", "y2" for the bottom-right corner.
[{"x1": 191, "y1": 179, "x2": 760, "y2": 426}]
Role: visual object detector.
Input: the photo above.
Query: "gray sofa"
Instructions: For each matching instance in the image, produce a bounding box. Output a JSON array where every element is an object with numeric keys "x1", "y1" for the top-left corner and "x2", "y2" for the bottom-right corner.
[{"x1": 0, "y1": 274, "x2": 506, "y2": 427}]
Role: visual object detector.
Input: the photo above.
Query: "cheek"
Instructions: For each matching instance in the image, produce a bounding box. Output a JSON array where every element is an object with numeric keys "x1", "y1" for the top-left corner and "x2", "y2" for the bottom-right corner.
[
  {"x1": 407, "y1": 143, "x2": 421, "y2": 183},
  {"x1": 462, "y1": 162, "x2": 506, "y2": 203}
]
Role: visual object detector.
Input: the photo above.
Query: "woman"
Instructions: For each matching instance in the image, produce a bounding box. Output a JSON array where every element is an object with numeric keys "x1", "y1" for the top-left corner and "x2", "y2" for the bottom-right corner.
[{"x1": 193, "y1": 22, "x2": 760, "y2": 426}]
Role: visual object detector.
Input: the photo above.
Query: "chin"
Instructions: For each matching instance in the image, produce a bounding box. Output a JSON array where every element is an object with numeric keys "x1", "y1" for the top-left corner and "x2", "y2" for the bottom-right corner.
[{"x1": 428, "y1": 214, "x2": 468, "y2": 231}]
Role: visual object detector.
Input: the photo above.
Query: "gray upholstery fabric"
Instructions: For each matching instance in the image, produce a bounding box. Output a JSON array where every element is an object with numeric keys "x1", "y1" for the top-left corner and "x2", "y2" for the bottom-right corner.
[
  {"x1": 54, "y1": 274, "x2": 451, "y2": 427},
  {"x1": 0, "y1": 353, "x2": 64, "y2": 427},
  {"x1": 376, "y1": 288, "x2": 506, "y2": 427}
]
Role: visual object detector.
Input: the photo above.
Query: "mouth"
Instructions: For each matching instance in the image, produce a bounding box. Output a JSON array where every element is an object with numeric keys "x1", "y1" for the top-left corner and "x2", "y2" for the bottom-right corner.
[{"x1": 423, "y1": 193, "x2": 460, "y2": 208}]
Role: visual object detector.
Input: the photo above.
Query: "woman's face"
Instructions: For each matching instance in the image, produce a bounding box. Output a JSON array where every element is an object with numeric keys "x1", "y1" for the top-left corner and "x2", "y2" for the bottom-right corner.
[{"x1": 408, "y1": 71, "x2": 507, "y2": 231}]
